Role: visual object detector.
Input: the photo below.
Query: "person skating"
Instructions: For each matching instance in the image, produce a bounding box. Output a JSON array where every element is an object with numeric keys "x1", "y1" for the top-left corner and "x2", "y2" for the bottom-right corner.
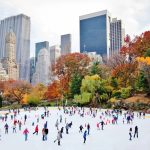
[
  {"x1": 79, "y1": 125, "x2": 84, "y2": 133},
  {"x1": 12, "y1": 124, "x2": 16, "y2": 133},
  {"x1": 100, "y1": 120, "x2": 105, "y2": 130},
  {"x1": 33, "y1": 125, "x2": 39, "y2": 135},
  {"x1": 45, "y1": 128, "x2": 48, "y2": 141},
  {"x1": 4, "y1": 123, "x2": 9, "y2": 134},
  {"x1": 134, "y1": 126, "x2": 138, "y2": 138},
  {"x1": 55, "y1": 119, "x2": 59, "y2": 130},
  {"x1": 60, "y1": 115, "x2": 62, "y2": 123},
  {"x1": 23, "y1": 128, "x2": 29, "y2": 141},
  {"x1": 60, "y1": 127, "x2": 64, "y2": 138},
  {"x1": 68, "y1": 121, "x2": 72, "y2": 128},
  {"x1": 87, "y1": 123, "x2": 90, "y2": 135},
  {"x1": 54, "y1": 131, "x2": 61, "y2": 146},
  {"x1": 44, "y1": 121, "x2": 48, "y2": 129},
  {"x1": 129, "y1": 127, "x2": 132, "y2": 141},
  {"x1": 83, "y1": 130, "x2": 87, "y2": 143},
  {"x1": 66, "y1": 123, "x2": 69, "y2": 134},
  {"x1": 42, "y1": 128, "x2": 46, "y2": 141},
  {"x1": 24, "y1": 114, "x2": 27, "y2": 124},
  {"x1": 19, "y1": 121, "x2": 22, "y2": 131}
]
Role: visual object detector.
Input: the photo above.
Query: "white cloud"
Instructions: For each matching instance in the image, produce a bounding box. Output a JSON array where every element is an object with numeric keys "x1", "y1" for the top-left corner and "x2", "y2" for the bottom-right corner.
[{"x1": 0, "y1": 0, "x2": 150, "y2": 57}]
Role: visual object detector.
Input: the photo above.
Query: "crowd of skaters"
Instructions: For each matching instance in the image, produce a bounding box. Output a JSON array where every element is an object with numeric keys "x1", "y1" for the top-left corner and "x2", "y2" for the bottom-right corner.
[{"x1": 0, "y1": 106, "x2": 147, "y2": 145}]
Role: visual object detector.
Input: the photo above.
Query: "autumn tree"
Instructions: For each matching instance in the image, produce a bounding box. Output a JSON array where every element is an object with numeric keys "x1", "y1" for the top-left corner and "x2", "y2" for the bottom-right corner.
[
  {"x1": 24, "y1": 83, "x2": 47, "y2": 106},
  {"x1": 121, "y1": 31, "x2": 150, "y2": 57},
  {"x1": 45, "y1": 80, "x2": 61, "y2": 101},
  {"x1": 4, "y1": 81, "x2": 32, "y2": 104},
  {"x1": 106, "y1": 53, "x2": 138, "y2": 88},
  {"x1": 53, "y1": 53, "x2": 91, "y2": 97}
]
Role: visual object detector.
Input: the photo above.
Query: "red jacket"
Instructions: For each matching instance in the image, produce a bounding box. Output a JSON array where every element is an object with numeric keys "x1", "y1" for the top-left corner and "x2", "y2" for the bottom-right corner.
[
  {"x1": 23, "y1": 129, "x2": 29, "y2": 134},
  {"x1": 35, "y1": 125, "x2": 38, "y2": 132}
]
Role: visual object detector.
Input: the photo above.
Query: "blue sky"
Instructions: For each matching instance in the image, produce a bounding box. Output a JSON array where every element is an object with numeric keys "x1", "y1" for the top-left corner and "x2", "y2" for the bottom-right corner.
[{"x1": 0, "y1": 0, "x2": 149, "y2": 57}]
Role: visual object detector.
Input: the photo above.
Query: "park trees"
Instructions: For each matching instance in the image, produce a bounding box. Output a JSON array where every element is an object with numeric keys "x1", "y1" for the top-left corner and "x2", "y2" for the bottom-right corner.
[
  {"x1": 52, "y1": 53, "x2": 91, "y2": 98},
  {"x1": 45, "y1": 80, "x2": 61, "y2": 101},
  {"x1": 3, "y1": 80, "x2": 32, "y2": 104},
  {"x1": 26, "y1": 83, "x2": 47, "y2": 106}
]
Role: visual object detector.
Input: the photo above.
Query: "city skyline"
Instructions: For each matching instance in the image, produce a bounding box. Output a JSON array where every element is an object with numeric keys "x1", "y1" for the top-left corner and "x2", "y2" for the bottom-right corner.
[
  {"x1": 0, "y1": 0, "x2": 149, "y2": 57},
  {"x1": 0, "y1": 14, "x2": 30, "y2": 82}
]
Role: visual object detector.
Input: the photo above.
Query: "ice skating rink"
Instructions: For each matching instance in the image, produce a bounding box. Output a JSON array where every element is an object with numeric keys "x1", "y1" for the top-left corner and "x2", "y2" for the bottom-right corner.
[{"x1": 0, "y1": 107, "x2": 150, "y2": 150}]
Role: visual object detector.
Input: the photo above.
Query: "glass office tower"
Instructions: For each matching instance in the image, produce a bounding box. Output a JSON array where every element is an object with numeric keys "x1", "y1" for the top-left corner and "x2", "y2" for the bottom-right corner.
[{"x1": 80, "y1": 10, "x2": 111, "y2": 58}]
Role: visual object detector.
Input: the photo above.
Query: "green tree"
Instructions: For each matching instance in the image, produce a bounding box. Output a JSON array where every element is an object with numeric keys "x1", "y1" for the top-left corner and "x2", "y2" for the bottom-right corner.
[
  {"x1": 27, "y1": 94, "x2": 40, "y2": 106},
  {"x1": 74, "y1": 92, "x2": 91, "y2": 105},
  {"x1": 81, "y1": 75, "x2": 102, "y2": 105},
  {"x1": 111, "y1": 77, "x2": 118, "y2": 89},
  {"x1": 90, "y1": 61, "x2": 101, "y2": 75},
  {"x1": 121, "y1": 87, "x2": 132, "y2": 99},
  {"x1": 70, "y1": 73, "x2": 83, "y2": 98},
  {"x1": 136, "y1": 71, "x2": 149, "y2": 91},
  {"x1": 144, "y1": 48, "x2": 150, "y2": 57}
]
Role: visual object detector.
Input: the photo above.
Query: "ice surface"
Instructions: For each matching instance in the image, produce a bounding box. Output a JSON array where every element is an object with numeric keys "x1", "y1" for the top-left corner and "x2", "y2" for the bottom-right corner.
[{"x1": 0, "y1": 107, "x2": 150, "y2": 150}]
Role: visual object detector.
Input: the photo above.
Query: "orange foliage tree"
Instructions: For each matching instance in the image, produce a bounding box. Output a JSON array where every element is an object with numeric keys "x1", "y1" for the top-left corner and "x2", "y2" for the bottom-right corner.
[
  {"x1": 109, "y1": 31, "x2": 150, "y2": 89},
  {"x1": 112, "y1": 63, "x2": 138, "y2": 88},
  {"x1": 52, "y1": 53, "x2": 91, "y2": 96},
  {"x1": 4, "y1": 80, "x2": 32, "y2": 104},
  {"x1": 45, "y1": 80, "x2": 61, "y2": 101}
]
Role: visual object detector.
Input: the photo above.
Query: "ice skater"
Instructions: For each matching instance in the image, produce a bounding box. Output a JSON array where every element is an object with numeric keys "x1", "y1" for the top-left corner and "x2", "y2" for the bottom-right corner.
[
  {"x1": 33, "y1": 125, "x2": 39, "y2": 135},
  {"x1": 4, "y1": 123, "x2": 9, "y2": 134},
  {"x1": 54, "y1": 131, "x2": 61, "y2": 146},
  {"x1": 23, "y1": 128, "x2": 29, "y2": 141},
  {"x1": 87, "y1": 123, "x2": 90, "y2": 135},
  {"x1": 134, "y1": 126, "x2": 138, "y2": 138},
  {"x1": 12, "y1": 124, "x2": 16, "y2": 133},
  {"x1": 100, "y1": 120, "x2": 105, "y2": 130},
  {"x1": 66, "y1": 123, "x2": 69, "y2": 134},
  {"x1": 129, "y1": 127, "x2": 132, "y2": 141},
  {"x1": 79, "y1": 125, "x2": 84, "y2": 133},
  {"x1": 19, "y1": 121, "x2": 22, "y2": 131},
  {"x1": 83, "y1": 130, "x2": 87, "y2": 143}
]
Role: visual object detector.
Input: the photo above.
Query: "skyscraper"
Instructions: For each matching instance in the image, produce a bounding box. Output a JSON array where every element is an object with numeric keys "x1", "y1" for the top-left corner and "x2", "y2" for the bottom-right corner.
[
  {"x1": 50, "y1": 45, "x2": 61, "y2": 65},
  {"x1": 61, "y1": 34, "x2": 71, "y2": 55},
  {"x1": 80, "y1": 10, "x2": 111, "y2": 58},
  {"x1": 110, "y1": 18, "x2": 125, "y2": 56},
  {"x1": 0, "y1": 14, "x2": 30, "y2": 81},
  {"x1": 30, "y1": 57, "x2": 35, "y2": 83},
  {"x1": 32, "y1": 48, "x2": 50, "y2": 85},
  {"x1": 1, "y1": 29, "x2": 19, "y2": 80},
  {"x1": 35, "y1": 41, "x2": 49, "y2": 63}
]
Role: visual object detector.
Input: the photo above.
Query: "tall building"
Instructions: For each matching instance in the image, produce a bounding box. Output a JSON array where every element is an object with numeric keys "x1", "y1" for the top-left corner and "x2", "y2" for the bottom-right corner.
[
  {"x1": 1, "y1": 30, "x2": 19, "y2": 80},
  {"x1": 35, "y1": 41, "x2": 49, "y2": 63},
  {"x1": 0, "y1": 14, "x2": 30, "y2": 81},
  {"x1": 61, "y1": 34, "x2": 71, "y2": 55},
  {"x1": 110, "y1": 18, "x2": 125, "y2": 56},
  {"x1": 32, "y1": 48, "x2": 51, "y2": 85},
  {"x1": 50, "y1": 45, "x2": 61, "y2": 65},
  {"x1": 80, "y1": 10, "x2": 111, "y2": 58},
  {"x1": 0, "y1": 62, "x2": 8, "y2": 81},
  {"x1": 30, "y1": 57, "x2": 35, "y2": 83}
]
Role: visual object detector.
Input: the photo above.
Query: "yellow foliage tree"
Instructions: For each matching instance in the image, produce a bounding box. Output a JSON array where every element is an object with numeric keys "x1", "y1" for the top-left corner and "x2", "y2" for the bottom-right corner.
[{"x1": 137, "y1": 56, "x2": 150, "y2": 91}]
